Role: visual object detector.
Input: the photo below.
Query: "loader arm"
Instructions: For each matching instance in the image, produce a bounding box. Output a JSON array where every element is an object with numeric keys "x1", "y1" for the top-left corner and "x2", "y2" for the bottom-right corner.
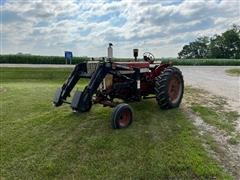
[
  {"x1": 53, "y1": 62, "x2": 111, "y2": 112},
  {"x1": 53, "y1": 63, "x2": 87, "y2": 106}
]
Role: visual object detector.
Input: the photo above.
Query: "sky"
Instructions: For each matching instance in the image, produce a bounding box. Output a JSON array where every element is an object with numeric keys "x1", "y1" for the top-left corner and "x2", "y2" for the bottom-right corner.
[{"x1": 0, "y1": 0, "x2": 239, "y2": 58}]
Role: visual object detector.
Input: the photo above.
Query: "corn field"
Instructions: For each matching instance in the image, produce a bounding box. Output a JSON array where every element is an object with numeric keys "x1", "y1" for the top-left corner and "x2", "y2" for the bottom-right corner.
[{"x1": 0, "y1": 55, "x2": 240, "y2": 66}]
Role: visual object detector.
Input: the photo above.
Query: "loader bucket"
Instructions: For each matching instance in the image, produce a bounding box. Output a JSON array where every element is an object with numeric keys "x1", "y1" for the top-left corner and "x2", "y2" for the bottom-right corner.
[
  {"x1": 71, "y1": 90, "x2": 92, "y2": 112},
  {"x1": 53, "y1": 88, "x2": 63, "y2": 107},
  {"x1": 71, "y1": 91, "x2": 82, "y2": 110}
]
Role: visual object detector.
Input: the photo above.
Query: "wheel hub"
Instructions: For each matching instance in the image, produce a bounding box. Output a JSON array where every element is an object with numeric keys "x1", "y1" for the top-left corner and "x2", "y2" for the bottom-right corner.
[
  {"x1": 118, "y1": 109, "x2": 131, "y2": 127},
  {"x1": 168, "y1": 75, "x2": 181, "y2": 103}
]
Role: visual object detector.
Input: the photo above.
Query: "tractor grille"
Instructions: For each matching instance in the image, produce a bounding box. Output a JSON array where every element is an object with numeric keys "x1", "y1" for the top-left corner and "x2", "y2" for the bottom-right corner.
[{"x1": 87, "y1": 61, "x2": 99, "y2": 74}]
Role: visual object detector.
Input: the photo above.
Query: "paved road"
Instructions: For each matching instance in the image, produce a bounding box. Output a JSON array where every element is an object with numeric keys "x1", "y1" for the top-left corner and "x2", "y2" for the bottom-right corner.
[{"x1": 1, "y1": 64, "x2": 239, "y2": 107}]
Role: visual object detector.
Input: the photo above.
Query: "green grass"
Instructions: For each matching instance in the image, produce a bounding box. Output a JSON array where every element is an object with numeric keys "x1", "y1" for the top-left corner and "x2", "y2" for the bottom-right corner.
[
  {"x1": 0, "y1": 68, "x2": 72, "y2": 81},
  {"x1": 191, "y1": 106, "x2": 238, "y2": 133},
  {"x1": 225, "y1": 68, "x2": 240, "y2": 76},
  {"x1": 228, "y1": 137, "x2": 239, "y2": 145},
  {"x1": 201, "y1": 133, "x2": 222, "y2": 154},
  {"x1": 0, "y1": 68, "x2": 231, "y2": 179},
  {"x1": 1, "y1": 54, "x2": 240, "y2": 65},
  {"x1": 0, "y1": 55, "x2": 89, "y2": 64}
]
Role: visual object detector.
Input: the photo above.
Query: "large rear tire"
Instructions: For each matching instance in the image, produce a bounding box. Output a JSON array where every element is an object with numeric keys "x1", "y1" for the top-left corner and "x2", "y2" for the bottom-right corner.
[{"x1": 155, "y1": 67, "x2": 184, "y2": 109}]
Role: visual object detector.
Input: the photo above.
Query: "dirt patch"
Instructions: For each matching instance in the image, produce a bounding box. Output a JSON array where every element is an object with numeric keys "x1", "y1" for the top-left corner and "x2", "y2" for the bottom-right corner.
[
  {"x1": 183, "y1": 86, "x2": 239, "y2": 113},
  {"x1": 183, "y1": 87, "x2": 240, "y2": 178},
  {"x1": 183, "y1": 107, "x2": 240, "y2": 178},
  {"x1": 184, "y1": 86, "x2": 240, "y2": 134},
  {"x1": 0, "y1": 87, "x2": 8, "y2": 93}
]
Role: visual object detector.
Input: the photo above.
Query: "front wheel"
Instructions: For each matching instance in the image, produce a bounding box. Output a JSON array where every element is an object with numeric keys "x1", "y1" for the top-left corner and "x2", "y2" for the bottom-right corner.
[
  {"x1": 111, "y1": 103, "x2": 133, "y2": 129},
  {"x1": 155, "y1": 67, "x2": 184, "y2": 109}
]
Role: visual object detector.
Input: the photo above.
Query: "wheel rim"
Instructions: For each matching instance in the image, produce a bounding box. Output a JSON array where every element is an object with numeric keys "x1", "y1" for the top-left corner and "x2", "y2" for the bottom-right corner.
[
  {"x1": 118, "y1": 109, "x2": 131, "y2": 127},
  {"x1": 168, "y1": 75, "x2": 182, "y2": 103}
]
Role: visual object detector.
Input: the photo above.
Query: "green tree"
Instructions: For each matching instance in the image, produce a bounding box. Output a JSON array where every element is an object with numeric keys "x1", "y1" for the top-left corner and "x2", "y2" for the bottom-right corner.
[
  {"x1": 178, "y1": 25, "x2": 240, "y2": 59},
  {"x1": 208, "y1": 35, "x2": 225, "y2": 58},
  {"x1": 221, "y1": 25, "x2": 240, "y2": 58},
  {"x1": 178, "y1": 44, "x2": 191, "y2": 58},
  {"x1": 178, "y1": 36, "x2": 209, "y2": 59}
]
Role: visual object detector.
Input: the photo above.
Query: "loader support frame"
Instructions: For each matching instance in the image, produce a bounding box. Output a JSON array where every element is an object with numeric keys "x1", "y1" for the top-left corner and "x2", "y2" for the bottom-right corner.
[{"x1": 53, "y1": 62, "x2": 112, "y2": 110}]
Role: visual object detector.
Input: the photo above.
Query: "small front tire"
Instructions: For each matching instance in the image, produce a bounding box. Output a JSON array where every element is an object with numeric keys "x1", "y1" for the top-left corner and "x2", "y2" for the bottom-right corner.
[{"x1": 111, "y1": 103, "x2": 133, "y2": 129}]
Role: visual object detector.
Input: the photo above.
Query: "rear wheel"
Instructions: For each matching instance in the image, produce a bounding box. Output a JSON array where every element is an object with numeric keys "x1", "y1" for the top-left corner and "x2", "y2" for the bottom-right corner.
[
  {"x1": 155, "y1": 67, "x2": 184, "y2": 109},
  {"x1": 111, "y1": 103, "x2": 133, "y2": 129}
]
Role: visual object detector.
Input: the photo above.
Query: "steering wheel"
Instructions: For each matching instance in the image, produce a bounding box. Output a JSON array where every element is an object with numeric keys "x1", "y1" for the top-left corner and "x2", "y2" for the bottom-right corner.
[{"x1": 143, "y1": 52, "x2": 155, "y2": 63}]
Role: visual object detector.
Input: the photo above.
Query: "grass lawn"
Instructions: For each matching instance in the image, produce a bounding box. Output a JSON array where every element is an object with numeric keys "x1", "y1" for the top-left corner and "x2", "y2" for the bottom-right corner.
[
  {"x1": 225, "y1": 68, "x2": 240, "y2": 76},
  {"x1": 0, "y1": 68, "x2": 231, "y2": 179}
]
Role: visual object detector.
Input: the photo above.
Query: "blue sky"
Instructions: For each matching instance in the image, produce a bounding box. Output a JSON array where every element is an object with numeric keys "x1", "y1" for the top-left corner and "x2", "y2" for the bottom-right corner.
[
  {"x1": 1, "y1": 0, "x2": 239, "y2": 57},
  {"x1": 0, "y1": 0, "x2": 6, "y2": 5}
]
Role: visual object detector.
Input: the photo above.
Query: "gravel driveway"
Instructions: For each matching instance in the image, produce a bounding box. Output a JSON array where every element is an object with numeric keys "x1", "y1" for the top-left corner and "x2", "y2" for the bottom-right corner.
[
  {"x1": 178, "y1": 66, "x2": 240, "y2": 111},
  {"x1": 1, "y1": 64, "x2": 239, "y2": 109}
]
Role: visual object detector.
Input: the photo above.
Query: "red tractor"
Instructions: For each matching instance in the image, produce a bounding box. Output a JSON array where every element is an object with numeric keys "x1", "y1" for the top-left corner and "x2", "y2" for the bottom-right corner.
[{"x1": 53, "y1": 45, "x2": 184, "y2": 129}]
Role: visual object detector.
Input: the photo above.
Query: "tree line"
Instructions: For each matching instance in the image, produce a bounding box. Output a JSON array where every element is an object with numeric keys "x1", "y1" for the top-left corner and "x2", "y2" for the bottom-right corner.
[{"x1": 178, "y1": 25, "x2": 240, "y2": 59}]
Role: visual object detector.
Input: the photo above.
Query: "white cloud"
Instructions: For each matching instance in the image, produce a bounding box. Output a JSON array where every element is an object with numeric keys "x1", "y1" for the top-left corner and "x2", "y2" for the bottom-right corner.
[{"x1": 1, "y1": 0, "x2": 240, "y2": 57}]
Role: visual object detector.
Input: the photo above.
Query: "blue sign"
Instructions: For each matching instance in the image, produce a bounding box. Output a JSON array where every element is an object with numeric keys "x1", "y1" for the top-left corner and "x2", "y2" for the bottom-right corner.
[{"x1": 64, "y1": 51, "x2": 73, "y2": 64}]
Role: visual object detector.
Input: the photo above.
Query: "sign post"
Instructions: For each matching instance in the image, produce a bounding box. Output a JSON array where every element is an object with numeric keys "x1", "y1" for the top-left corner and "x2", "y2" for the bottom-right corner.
[{"x1": 64, "y1": 51, "x2": 73, "y2": 64}]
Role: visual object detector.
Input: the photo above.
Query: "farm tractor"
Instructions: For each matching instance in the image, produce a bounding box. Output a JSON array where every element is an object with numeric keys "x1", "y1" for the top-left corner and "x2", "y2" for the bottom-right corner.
[{"x1": 53, "y1": 44, "x2": 184, "y2": 129}]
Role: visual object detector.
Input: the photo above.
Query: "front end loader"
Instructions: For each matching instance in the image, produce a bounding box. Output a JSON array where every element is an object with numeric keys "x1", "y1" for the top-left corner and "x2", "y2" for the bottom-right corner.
[{"x1": 53, "y1": 45, "x2": 184, "y2": 129}]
